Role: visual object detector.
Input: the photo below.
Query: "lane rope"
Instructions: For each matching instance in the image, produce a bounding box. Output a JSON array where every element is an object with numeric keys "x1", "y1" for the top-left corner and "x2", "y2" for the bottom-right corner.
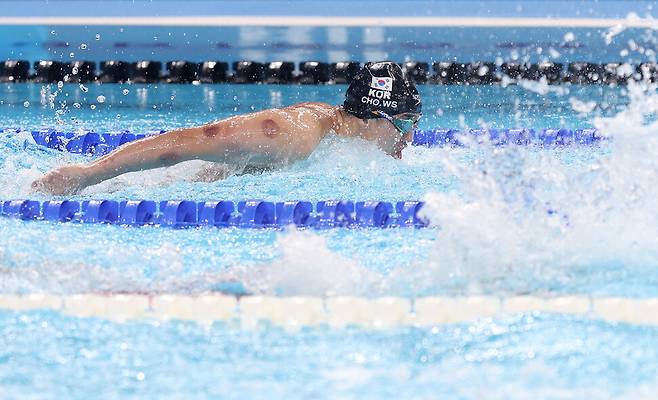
[
  {"x1": 0, "y1": 59, "x2": 648, "y2": 85},
  {"x1": 1, "y1": 199, "x2": 428, "y2": 229},
  {"x1": 1, "y1": 293, "x2": 656, "y2": 328}
]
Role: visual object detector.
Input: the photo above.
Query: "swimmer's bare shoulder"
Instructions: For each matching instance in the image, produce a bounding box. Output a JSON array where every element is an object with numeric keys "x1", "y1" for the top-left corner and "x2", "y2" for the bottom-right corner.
[
  {"x1": 209, "y1": 102, "x2": 338, "y2": 157},
  {"x1": 265, "y1": 102, "x2": 338, "y2": 131},
  {"x1": 226, "y1": 102, "x2": 339, "y2": 158}
]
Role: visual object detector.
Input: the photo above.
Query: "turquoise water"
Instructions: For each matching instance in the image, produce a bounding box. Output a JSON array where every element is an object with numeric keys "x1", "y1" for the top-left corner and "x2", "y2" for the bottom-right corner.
[
  {"x1": 3, "y1": 311, "x2": 658, "y2": 400},
  {"x1": 1, "y1": 82, "x2": 658, "y2": 398},
  {"x1": 0, "y1": 82, "x2": 627, "y2": 131}
]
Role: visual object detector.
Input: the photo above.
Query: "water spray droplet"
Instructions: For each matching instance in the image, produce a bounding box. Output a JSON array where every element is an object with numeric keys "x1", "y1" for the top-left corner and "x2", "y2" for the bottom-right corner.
[
  {"x1": 80, "y1": 43, "x2": 87, "y2": 50},
  {"x1": 79, "y1": 84, "x2": 88, "y2": 92},
  {"x1": 95, "y1": 34, "x2": 101, "y2": 40},
  {"x1": 122, "y1": 89, "x2": 130, "y2": 95},
  {"x1": 73, "y1": 102, "x2": 81, "y2": 108},
  {"x1": 96, "y1": 95, "x2": 106, "y2": 103},
  {"x1": 23, "y1": 101, "x2": 30, "y2": 107},
  {"x1": 90, "y1": 104, "x2": 96, "y2": 110},
  {"x1": 57, "y1": 81, "x2": 64, "y2": 89}
]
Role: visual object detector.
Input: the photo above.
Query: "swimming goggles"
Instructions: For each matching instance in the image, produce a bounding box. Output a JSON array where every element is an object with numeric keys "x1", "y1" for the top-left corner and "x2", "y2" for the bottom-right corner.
[{"x1": 372, "y1": 110, "x2": 421, "y2": 134}]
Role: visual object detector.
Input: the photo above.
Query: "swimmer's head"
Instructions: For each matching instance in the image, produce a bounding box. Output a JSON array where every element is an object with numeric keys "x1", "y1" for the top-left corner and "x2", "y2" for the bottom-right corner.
[{"x1": 343, "y1": 61, "x2": 422, "y2": 123}]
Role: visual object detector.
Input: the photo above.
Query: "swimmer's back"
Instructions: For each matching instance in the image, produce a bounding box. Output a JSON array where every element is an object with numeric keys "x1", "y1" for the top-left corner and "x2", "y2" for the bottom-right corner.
[{"x1": 213, "y1": 102, "x2": 339, "y2": 165}]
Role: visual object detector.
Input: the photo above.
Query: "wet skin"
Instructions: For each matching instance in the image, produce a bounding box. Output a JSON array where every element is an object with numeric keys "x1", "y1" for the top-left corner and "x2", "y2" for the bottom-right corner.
[{"x1": 32, "y1": 102, "x2": 414, "y2": 196}]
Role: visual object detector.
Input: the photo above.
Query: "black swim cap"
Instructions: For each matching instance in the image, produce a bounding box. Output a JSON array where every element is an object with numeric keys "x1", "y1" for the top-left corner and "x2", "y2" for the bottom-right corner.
[{"x1": 343, "y1": 61, "x2": 422, "y2": 119}]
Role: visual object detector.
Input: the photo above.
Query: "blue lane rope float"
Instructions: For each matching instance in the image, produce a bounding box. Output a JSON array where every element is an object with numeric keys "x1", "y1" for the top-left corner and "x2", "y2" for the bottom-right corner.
[
  {"x1": 0, "y1": 199, "x2": 429, "y2": 229},
  {"x1": 411, "y1": 127, "x2": 604, "y2": 147},
  {"x1": 0, "y1": 127, "x2": 606, "y2": 156}
]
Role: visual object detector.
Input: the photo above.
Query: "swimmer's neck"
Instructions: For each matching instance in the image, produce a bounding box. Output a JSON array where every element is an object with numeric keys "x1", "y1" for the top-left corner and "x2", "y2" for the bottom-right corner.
[{"x1": 332, "y1": 107, "x2": 368, "y2": 138}]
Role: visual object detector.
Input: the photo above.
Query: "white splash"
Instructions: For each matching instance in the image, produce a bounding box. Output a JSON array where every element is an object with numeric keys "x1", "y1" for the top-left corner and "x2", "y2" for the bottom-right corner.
[
  {"x1": 563, "y1": 32, "x2": 576, "y2": 42},
  {"x1": 517, "y1": 77, "x2": 568, "y2": 96},
  {"x1": 418, "y1": 81, "x2": 658, "y2": 293},
  {"x1": 225, "y1": 229, "x2": 381, "y2": 297},
  {"x1": 603, "y1": 12, "x2": 651, "y2": 45},
  {"x1": 569, "y1": 97, "x2": 597, "y2": 113}
]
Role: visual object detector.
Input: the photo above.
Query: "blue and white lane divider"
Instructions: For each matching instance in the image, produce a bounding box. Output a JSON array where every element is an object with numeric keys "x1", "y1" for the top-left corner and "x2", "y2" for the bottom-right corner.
[
  {"x1": 412, "y1": 127, "x2": 604, "y2": 147},
  {"x1": 0, "y1": 199, "x2": 428, "y2": 228},
  {"x1": 0, "y1": 127, "x2": 605, "y2": 156}
]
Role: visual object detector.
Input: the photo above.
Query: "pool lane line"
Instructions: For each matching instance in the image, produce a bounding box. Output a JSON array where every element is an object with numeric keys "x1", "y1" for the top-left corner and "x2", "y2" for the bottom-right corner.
[
  {"x1": 1, "y1": 200, "x2": 427, "y2": 229},
  {"x1": 0, "y1": 16, "x2": 654, "y2": 28},
  {"x1": 1, "y1": 293, "x2": 657, "y2": 328}
]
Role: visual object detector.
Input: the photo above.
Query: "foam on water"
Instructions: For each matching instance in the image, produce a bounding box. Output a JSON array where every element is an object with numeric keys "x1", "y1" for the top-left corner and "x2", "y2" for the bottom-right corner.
[
  {"x1": 230, "y1": 229, "x2": 381, "y2": 297},
  {"x1": 416, "y1": 81, "x2": 658, "y2": 294}
]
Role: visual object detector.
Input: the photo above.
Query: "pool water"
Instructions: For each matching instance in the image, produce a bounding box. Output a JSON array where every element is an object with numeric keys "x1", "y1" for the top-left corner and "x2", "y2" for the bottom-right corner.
[
  {"x1": 1, "y1": 81, "x2": 658, "y2": 398},
  {"x1": 4, "y1": 312, "x2": 658, "y2": 400}
]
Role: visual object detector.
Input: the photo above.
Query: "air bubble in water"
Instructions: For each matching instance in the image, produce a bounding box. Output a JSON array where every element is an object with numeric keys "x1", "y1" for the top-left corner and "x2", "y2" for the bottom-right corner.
[
  {"x1": 50, "y1": 30, "x2": 56, "y2": 35},
  {"x1": 95, "y1": 34, "x2": 101, "y2": 40},
  {"x1": 80, "y1": 43, "x2": 87, "y2": 50},
  {"x1": 122, "y1": 89, "x2": 130, "y2": 95},
  {"x1": 90, "y1": 104, "x2": 96, "y2": 110},
  {"x1": 79, "y1": 84, "x2": 88, "y2": 92},
  {"x1": 96, "y1": 95, "x2": 106, "y2": 103},
  {"x1": 73, "y1": 102, "x2": 81, "y2": 108},
  {"x1": 72, "y1": 67, "x2": 79, "y2": 75},
  {"x1": 69, "y1": 52, "x2": 75, "y2": 58},
  {"x1": 57, "y1": 81, "x2": 64, "y2": 89},
  {"x1": 23, "y1": 101, "x2": 29, "y2": 107}
]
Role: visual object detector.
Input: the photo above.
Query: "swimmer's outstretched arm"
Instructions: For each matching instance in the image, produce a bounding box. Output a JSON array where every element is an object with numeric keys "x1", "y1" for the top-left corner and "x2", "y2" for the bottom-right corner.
[{"x1": 32, "y1": 106, "x2": 324, "y2": 195}]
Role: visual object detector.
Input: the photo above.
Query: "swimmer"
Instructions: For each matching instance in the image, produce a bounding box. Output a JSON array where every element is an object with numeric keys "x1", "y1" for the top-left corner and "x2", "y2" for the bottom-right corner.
[{"x1": 32, "y1": 61, "x2": 422, "y2": 195}]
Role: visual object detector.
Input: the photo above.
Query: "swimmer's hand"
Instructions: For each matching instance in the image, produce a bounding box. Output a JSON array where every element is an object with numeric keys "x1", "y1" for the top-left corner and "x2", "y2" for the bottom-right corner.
[{"x1": 31, "y1": 165, "x2": 89, "y2": 196}]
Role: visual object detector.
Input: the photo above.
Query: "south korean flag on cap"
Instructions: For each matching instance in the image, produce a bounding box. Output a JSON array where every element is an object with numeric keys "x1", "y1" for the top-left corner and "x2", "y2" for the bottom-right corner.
[{"x1": 370, "y1": 76, "x2": 393, "y2": 91}]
